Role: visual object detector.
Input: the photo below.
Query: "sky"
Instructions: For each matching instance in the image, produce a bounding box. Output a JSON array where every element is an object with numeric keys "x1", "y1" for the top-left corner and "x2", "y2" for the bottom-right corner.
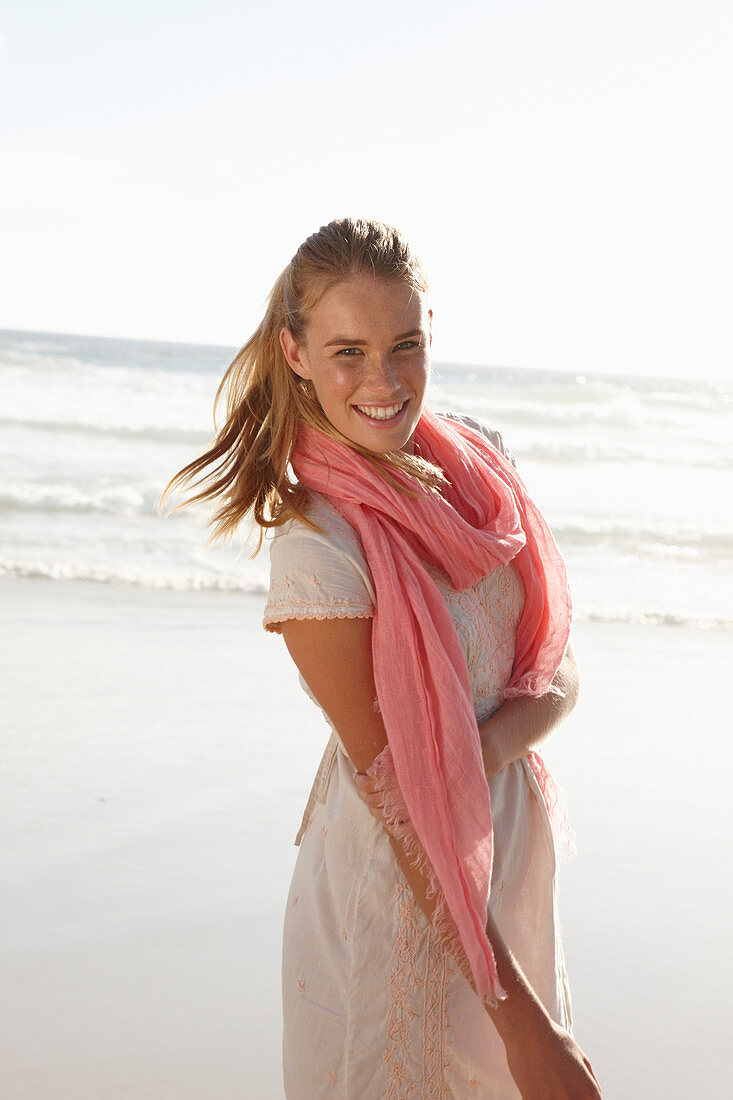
[{"x1": 1, "y1": 0, "x2": 732, "y2": 380}]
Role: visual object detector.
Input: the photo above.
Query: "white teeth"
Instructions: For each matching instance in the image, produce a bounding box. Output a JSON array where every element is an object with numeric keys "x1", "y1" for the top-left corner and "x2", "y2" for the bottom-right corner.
[{"x1": 355, "y1": 401, "x2": 405, "y2": 420}]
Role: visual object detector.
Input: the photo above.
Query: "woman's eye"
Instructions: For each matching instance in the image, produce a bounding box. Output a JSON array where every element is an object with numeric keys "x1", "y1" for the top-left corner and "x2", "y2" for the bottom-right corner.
[{"x1": 335, "y1": 341, "x2": 421, "y2": 356}]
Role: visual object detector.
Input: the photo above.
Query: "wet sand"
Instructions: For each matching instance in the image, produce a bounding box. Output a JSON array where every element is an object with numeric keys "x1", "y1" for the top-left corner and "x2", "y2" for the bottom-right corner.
[{"x1": 1, "y1": 579, "x2": 730, "y2": 1098}]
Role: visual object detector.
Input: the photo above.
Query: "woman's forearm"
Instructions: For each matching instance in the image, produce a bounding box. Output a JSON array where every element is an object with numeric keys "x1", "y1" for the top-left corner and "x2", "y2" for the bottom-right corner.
[
  {"x1": 483, "y1": 908, "x2": 603, "y2": 1097},
  {"x1": 482, "y1": 908, "x2": 550, "y2": 1033},
  {"x1": 479, "y1": 645, "x2": 579, "y2": 777}
]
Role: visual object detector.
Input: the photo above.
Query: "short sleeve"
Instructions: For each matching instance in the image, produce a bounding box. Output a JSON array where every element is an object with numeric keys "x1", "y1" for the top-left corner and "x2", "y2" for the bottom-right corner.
[
  {"x1": 439, "y1": 412, "x2": 518, "y2": 468},
  {"x1": 262, "y1": 498, "x2": 375, "y2": 634}
]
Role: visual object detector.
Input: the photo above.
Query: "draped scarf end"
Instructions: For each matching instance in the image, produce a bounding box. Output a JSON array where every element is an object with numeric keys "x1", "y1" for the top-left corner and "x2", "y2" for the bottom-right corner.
[{"x1": 367, "y1": 743, "x2": 508, "y2": 1007}]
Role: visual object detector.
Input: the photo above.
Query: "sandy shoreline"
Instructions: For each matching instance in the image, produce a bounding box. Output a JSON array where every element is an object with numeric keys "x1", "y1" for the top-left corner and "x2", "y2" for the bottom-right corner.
[{"x1": 1, "y1": 579, "x2": 731, "y2": 1098}]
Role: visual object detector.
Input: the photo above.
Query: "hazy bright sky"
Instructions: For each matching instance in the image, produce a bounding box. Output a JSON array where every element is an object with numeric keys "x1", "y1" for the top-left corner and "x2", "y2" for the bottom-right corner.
[{"x1": 2, "y1": 0, "x2": 732, "y2": 379}]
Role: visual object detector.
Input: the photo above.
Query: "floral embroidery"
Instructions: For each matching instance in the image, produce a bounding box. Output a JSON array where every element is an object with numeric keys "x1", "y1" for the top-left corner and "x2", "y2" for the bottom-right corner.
[
  {"x1": 297, "y1": 979, "x2": 305, "y2": 993},
  {"x1": 291, "y1": 895, "x2": 299, "y2": 906},
  {"x1": 422, "y1": 925, "x2": 450, "y2": 1098},
  {"x1": 425, "y1": 561, "x2": 523, "y2": 724},
  {"x1": 497, "y1": 567, "x2": 512, "y2": 600},
  {"x1": 384, "y1": 881, "x2": 420, "y2": 1099},
  {"x1": 327, "y1": 1071, "x2": 337, "y2": 1084},
  {"x1": 467, "y1": 1079, "x2": 481, "y2": 1089},
  {"x1": 310, "y1": 573, "x2": 322, "y2": 588},
  {"x1": 383, "y1": 880, "x2": 450, "y2": 1099}
]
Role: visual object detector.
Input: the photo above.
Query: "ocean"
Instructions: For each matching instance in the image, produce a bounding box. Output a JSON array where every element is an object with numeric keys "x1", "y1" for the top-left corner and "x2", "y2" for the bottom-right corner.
[{"x1": 1, "y1": 327, "x2": 731, "y2": 631}]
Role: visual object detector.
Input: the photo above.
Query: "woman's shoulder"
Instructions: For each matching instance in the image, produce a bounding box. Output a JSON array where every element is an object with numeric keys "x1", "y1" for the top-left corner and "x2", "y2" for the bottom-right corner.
[
  {"x1": 263, "y1": 493, "x2": 375, "y2": 634},
  {"x1": 438, "y1": 411, "x2": 517, "y2": 468},
  {"x1": 270, "y1": 492, "x2": 364, "y2": 554}
]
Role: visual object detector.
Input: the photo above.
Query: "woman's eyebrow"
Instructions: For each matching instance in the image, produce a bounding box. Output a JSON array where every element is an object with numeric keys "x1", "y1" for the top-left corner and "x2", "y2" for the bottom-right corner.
[{"x1": 324, "y1": 329, "x2": 423, "y2": 348}]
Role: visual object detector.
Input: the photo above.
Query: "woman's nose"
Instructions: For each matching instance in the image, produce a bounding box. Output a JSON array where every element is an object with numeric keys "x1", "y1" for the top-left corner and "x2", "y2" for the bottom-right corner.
[{"x1": 367, "y1": 352, "x2": 400, "y2": 395}]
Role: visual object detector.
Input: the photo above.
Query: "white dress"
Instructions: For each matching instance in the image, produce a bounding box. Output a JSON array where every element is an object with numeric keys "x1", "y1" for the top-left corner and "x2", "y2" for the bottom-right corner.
[{"x1": 262, "y1": 417, "x2": 573, "y2": 1100}]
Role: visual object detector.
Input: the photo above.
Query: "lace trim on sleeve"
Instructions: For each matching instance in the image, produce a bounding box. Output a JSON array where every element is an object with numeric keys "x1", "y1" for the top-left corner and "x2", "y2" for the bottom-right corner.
[{"x1": 264, "y1": 604, "x2": 374, "y2": 634}]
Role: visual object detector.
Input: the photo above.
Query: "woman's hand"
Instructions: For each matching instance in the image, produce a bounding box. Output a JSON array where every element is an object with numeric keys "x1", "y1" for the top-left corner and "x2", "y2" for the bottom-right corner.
[
  {"x1": 353, "y1": 771, "x2": 402, "y2": 834},
  {"x1": 503, "y1": 1016, "x2": 602, "y2": 1099},
  {"x1": 353, "y1": 771, "x2": 382, "y2": 818}
]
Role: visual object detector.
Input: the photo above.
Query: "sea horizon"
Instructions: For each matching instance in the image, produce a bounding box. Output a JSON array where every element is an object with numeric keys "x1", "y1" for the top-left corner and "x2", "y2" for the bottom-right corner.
[{"x1": 3, "y1": 325, "x2": 732, "y2": 388}]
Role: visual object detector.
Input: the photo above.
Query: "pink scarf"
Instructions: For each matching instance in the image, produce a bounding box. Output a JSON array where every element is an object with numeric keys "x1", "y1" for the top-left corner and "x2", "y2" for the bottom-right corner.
[{"x1": 291, "y1": 407, "x2": 572, "y2": 1004}]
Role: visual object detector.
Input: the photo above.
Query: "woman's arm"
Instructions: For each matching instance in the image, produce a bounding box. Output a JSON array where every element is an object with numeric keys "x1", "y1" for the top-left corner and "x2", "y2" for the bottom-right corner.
[
  {"x1": 479, "y1": 644, "x2": 580, "y2": 777},
  {"x1": 279, "y1": 615, "x2": 431, "y2": 918},
  {"x1": 280, "y1": 615, "x2": 600, "y2": 1098}
]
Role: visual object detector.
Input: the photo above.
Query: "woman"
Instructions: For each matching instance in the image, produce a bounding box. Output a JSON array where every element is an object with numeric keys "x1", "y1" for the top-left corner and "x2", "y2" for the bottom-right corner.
[{"x1": 164, "y1": 218, "x2": 601, "y2": 1099}]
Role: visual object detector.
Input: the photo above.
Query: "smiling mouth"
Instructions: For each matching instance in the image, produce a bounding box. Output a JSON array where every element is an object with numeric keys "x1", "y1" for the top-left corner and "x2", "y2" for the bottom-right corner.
[{"x1": 354, "y1": 401, "x2": 408, "y2": 421}]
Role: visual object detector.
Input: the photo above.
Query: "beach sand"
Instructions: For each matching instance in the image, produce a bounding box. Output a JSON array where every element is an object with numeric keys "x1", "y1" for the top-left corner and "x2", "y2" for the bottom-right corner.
[{"x1": 1, "y1": 579, "x2": 731, "y2": 1098}]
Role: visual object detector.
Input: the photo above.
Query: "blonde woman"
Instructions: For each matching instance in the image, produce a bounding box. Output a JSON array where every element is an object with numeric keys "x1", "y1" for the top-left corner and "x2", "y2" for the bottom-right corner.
[{"x1": 164, "y1": 219, "x2": 601, "y2": 1099}]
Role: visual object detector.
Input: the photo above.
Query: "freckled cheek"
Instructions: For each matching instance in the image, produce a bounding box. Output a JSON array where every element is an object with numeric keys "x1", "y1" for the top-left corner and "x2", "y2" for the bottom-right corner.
[
  {"x1": 310, "y1": 368, "x2": 356, "y2": 409},
  {"x1": 408, "y1": 361, "x2": 430, "y2": 393},
  {"x1": 332, "y1": 369, "x2": 358, "y2": 388},
  {"x1": 334, "y1": 371, "x2": 368, "y2": 406}
]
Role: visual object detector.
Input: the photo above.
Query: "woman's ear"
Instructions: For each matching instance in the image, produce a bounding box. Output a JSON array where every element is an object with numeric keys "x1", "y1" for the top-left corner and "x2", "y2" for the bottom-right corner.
[{"x1": 280, "y1": 327, "x2": 311, "y2": 380}]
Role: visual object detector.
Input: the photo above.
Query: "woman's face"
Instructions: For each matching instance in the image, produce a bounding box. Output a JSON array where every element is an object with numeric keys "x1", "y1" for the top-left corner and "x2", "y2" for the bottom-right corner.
[{"x1": 280, "y1": 276, "x2": 431, "y2": 455}]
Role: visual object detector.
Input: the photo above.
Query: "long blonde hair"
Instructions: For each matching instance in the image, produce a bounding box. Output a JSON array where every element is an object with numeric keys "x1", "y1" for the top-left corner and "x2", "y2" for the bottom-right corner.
[{"x1": 160, "y1": 217, "x2": 445, "y2": 552}]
